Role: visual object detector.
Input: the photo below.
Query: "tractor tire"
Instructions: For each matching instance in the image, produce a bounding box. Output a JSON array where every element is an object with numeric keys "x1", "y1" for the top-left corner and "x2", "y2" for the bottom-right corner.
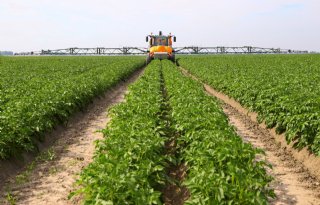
[
  {"x1": 169, "y1": 54, "x2": 175, "y2": 64},
  {"x1": 146, "y1": 56, "x2": 153, "y2": 65}
]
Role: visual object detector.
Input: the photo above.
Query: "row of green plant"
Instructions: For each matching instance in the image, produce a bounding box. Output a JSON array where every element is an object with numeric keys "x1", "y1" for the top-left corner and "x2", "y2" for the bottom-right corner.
[
  {"x1": 74, "y1": 60, "x2": 273, "y2": 204},
  {"x1": 0, "y1": 56, "x2": 145, "y2": 159},
  {"x1": 73, "y1": 60, "x2": 167, "y2": 204},
  {"x1": 179, "y1": 54, "x2": 320, "y2": 155},
  {"x1": 162, "y1": 60, "x2": 273, "y2": 204}
]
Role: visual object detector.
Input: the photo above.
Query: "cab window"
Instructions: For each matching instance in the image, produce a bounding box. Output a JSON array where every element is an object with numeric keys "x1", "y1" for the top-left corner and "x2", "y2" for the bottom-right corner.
[{"x1": 154, "y1": 37, "x2": 168, "y2": 46}]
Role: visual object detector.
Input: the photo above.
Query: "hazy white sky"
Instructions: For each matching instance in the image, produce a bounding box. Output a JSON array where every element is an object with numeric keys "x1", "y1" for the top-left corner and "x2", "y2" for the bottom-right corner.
[{"x1": 1, "y1": 0, "x2": 319, "y2": 52}]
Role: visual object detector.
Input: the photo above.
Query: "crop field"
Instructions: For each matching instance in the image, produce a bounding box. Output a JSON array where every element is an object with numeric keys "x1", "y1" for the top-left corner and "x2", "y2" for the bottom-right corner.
[
  {"x1": 1, "y1": 55, "x2": 320, "y2": 204},
  {"x1": 73, "y1": 60, "x2": 273, "y2": 204},
  {"x1": 0, "y1": 56, "x2": 144, "y2": 159},
  {"x1": 179, "y1": 54, "x2": 320, "y2": 155}
]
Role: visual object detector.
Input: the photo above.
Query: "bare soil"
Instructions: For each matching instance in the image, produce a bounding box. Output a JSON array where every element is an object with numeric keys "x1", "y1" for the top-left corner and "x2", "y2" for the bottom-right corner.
[
  {"x1": 162, "y1": 137, "x2": 189, "y2": 205},
  {"x1": 160, "y1": 69, "x2": 190, "y2": 205},
  {"x1": 222, "y1": 104, "x2": 320, "y2": 205},
  {"x1": 0, "y1": 68, "x2": 145, "y2": 205},
  {"x1": 162, "y1": 164, "x2": 189, "y2": 205},
  {"x1": 180, "y1": 67, "x2": 320, "y2": 204}
]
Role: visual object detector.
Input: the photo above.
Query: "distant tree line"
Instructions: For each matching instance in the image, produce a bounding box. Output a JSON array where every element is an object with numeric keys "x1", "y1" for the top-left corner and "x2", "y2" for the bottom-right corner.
[{"x1": 0, "y1": 51, "x2": 14, "y2": 56}]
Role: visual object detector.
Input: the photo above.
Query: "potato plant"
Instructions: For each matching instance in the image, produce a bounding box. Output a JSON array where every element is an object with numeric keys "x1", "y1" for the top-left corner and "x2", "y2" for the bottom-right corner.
[
  {"x1": 162, "y1": 60, "x2": 273, "y2": 204},
  {"x1": 74, "y1": 61, "x2": 167, "y2": 204},
  {"x1": 0, "y1": 56, "x2": 145, "y2": 159},
  {"x1": 179, "y1": 54, "x2": 320, "y2": 155},
  {"x1": 75, "y1": 60, "x2": 273, "y2": 204}
]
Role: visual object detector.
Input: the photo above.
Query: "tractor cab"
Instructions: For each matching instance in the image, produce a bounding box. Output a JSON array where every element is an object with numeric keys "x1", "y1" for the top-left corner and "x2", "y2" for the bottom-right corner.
[
  {"x1": 146, "y1": 31, "x2": 176, "y2": 63},
  {"x1": 149, "y1": 36, "x2": 170, "y2": 47}
]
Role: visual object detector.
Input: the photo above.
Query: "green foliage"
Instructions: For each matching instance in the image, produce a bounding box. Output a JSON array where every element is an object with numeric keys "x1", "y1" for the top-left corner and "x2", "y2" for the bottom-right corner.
[
  {"x1": 179, "y1": 54, "x2": 320, "y2": 155},
  {"x1": 74, "y1": 60, "x2": 166, "y2": 204},
  {"x1": 0, "y1": 56, "x2": 145, "y2": 159},
  {"x1": 5, "y1": 192, "x2": 16, "y2": 205},
  {"x1": 75, "y1": 60, "x2": 273, "y2": 204},
  {"x1": 162, "y1": 60, "x2": 273, "y2": 204}
]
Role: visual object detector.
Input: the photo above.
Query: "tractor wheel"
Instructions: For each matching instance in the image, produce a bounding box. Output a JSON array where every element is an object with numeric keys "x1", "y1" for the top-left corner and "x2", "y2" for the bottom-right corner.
[
  {"x1": 146, "y1": 56, "x2": 152, "y2": 65},
  {"x1": 169, "y1": 54, "x2": 176, "y2": 64}
]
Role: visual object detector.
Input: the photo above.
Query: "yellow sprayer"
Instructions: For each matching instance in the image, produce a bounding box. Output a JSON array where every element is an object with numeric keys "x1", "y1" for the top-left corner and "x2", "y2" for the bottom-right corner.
[{"x1": 146, "y1": 31, "x2": 176, "y2": 64}]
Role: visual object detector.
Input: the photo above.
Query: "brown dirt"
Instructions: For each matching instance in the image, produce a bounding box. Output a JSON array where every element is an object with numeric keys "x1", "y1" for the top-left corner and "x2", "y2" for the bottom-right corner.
[
  {"x1": 162, "y1": 137, "x2": 189, "y2": 205},
  {"x1": 0, "y1": 68, "x2": 145, "y2": 205},
  {"x1": 162, "y1": 164, "x2": 189, "y2": 205},
  {"x1": 223, "y1": 104, "x2": 320, "y2": 205},
  {"x1": 180, "y1": 67, "x2": 320, "y2": 205},
  {"x1": 160, "y1": 71, "x2": 190, "y2": 205}
]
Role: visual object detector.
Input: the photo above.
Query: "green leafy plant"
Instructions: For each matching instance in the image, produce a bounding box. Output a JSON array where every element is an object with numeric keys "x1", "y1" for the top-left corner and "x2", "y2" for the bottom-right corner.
[
  {"x1": 162, "y1": 60, "x2": 273, "y2": 204},
  {"x1": 5, "y1": 192, "x2": 16, "y2": 205},
  {"x1": 0, "y1": 56, "x2": 145, "y2": 159},
  {"x1": 73, "y1": 60, "x2": 273, "y2": 204},
  {"x1": 72, "y1": 60, "x2": 166, "y2": 204},
  {"x1": 179, "y1": 54, "x2": 320, "y2": 155}
]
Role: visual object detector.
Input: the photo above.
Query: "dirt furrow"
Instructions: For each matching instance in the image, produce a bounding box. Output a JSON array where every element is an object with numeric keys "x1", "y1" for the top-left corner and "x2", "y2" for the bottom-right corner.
[
  {"x1": 179, "y1": 67, "x2": 320, "y2": 205},
  {"x1": 159, "y1": 65, "x2": 189, "y2": 204},
  {"x1": 0, "y1": 68, "x2": 145, "y2": 205},
  {"x1": 223, "y1": 104, "x2": 320, "y2": 205}
]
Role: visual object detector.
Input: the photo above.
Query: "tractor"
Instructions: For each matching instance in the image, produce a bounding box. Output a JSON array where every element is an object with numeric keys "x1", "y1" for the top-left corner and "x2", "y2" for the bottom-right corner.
[{"x1": 146, "y1": 31, "x2": 176, "y2": 64}]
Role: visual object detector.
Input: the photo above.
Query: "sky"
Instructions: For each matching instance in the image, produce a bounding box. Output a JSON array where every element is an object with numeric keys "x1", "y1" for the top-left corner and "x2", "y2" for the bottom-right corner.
[{"x1": 0, "y1": 0, "x2": 319, "y2": 52}]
